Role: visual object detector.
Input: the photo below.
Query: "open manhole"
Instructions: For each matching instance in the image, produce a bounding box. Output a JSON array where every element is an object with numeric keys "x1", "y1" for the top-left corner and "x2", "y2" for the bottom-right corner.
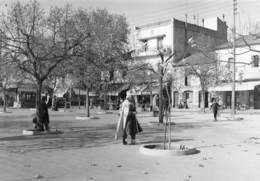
[{"x1": 139, "y1": 144, "x2": 200, "y2": 156}]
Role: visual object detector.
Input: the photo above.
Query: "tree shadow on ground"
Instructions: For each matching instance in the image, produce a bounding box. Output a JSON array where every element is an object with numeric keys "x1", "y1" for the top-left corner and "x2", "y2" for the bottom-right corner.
[{"x1": 0, "y1": 120, "x2": 212, "y2": 153}]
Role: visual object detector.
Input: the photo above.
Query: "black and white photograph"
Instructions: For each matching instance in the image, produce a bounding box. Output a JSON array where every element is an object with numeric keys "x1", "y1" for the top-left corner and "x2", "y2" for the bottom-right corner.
[{"x1": 0, "y1": 0, "x2": 260, "y2": 180}]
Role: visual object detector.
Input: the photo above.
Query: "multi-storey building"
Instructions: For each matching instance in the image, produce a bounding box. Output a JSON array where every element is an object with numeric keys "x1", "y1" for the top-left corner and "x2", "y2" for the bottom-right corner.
[
  {"x1": 131, "y1": 17, "x2": 228, "y2": 108},
  {"x1": 210, "y1": 34, "x2": 260, "y2": 109}
]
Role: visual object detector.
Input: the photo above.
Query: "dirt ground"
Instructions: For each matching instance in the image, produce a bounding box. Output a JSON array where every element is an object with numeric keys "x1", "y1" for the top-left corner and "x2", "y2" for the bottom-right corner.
[{"x1": 1, "y1": 108, "x2": 260, "y2": 181}]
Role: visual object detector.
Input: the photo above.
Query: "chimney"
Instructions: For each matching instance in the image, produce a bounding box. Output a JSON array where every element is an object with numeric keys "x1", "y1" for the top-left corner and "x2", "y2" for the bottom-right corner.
[{"x1": 202, "y1": 18, "x2": 204, "y2": 27}]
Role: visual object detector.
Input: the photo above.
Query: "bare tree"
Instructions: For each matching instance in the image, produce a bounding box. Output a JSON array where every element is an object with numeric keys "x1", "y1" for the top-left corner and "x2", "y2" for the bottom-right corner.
[
  {"x1": 0, "y1": 1, "x2": 90, "y2": 130},
  {"x1": 181, "y1": 33, "x2": 225, "y2": 112},
  {"x1": 128, "y1": 51, "x2": 174, "y2": 123},
  {"x1": 0, "y1": 51, "x2": 21, "y2": 112},
  {"x1": 184, "y1": 52, "x2": 218, "y2": 112},
  {"x1": 69, "y1": 9, "x2": 129, "y2": 116}
]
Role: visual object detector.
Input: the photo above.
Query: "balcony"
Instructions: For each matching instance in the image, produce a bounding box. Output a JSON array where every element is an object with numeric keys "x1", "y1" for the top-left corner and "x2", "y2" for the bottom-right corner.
[{"x1": 134, "y1": 47, "x2": 172, "y2": 58}]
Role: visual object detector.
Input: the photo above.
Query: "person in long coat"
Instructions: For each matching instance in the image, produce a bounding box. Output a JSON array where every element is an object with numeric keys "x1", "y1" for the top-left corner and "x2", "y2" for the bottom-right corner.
[
  {"x1": 210, "y1": 98, "x2": 220, "y2": 121},
  {"x1": 115, "y1": 95, "x2": 142, "y2": 145},
  {"x1": 40, "y1": 97, "x2": 50, "y2": 131}
]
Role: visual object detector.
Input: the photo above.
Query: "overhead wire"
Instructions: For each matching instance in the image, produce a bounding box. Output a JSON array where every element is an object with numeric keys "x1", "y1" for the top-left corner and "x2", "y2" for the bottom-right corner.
[
  {"x1": 130, "y1": 9, "x2": 230, "y2": 26},
  {"x1": 128, "y1": 1, "x2": 232, "y2": 25},
  {"x1": 129, "y1": 0, "x2": 229, "y2": 20}
]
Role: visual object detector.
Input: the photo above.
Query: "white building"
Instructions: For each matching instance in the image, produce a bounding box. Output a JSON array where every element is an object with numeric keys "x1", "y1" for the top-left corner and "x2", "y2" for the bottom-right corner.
[
  {"x1": 210, "y1": 34, "x2": 260, "y2": 109},
  {"x1": 131, "y1": 17, "x2": 227, "y2": 108}
]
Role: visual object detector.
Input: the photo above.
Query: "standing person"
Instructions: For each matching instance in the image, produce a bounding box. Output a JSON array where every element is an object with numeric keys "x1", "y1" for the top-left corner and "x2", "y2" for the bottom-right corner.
[
  {"x1": 115, "y1": 96, "x2": 130, "y2": 144},
  {"x1": 115, "y1": 95, "x2": 142, "y2": 145},
  {"x1": 210, "y1": 98, "x2": 220, "y2": 121},
  {"x1": 141, "y1": 97, "x2": 145, "y2": 111},
  {"x1": 52, "y1": 96, "x2": 58, "y2": 111},
  {"x1": 40, "y1": 97, "x2": 50, "y2": 131},
  {"x1": 124, "y1": 95, "x2": 142, "y2": 145},
  {"x1": 152, "y1": 94, "x2": 159, "y2": 117}
]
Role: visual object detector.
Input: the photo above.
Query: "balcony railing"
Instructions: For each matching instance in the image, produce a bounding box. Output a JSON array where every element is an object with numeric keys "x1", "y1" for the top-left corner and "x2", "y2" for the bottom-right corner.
[{"x1": 134, "y1": 47, "x2": 172, "y2": 57}]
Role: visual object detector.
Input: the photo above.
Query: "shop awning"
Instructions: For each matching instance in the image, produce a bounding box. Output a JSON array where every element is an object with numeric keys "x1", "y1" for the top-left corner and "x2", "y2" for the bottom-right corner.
[
  {"x1": 128, "y1": 84, "x2": 148, "y2": 95},
  {"x1": 208, "y1": 81, "x2": 260, "y2": 92},
  {"x1": 73, "y1": 88, "x2": 97, "y2": 96},
  {"x1": 8, "y1": 82, "x2": 37, "y2": 92},
  {"x1": 106, "y1": 84, "x2": 130, "y2": 96},
  {"x1": 18, "y1": 86, "x2": 37, "y2": 92},
  {"x1": 142, "y1": 84, "x2": 159, "y2": 95}
]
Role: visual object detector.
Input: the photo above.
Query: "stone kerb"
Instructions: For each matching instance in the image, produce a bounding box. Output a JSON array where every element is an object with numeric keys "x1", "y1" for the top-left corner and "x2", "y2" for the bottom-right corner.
[{"x1": 139, "y1": 144, "x2": 200, "y2": 156}]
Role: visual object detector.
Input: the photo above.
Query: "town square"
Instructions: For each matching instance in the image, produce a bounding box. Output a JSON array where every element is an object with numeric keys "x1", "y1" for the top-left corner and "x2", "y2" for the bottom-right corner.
[{"x1": 1, "y1": 0, "x2": 260, "y2": 180}]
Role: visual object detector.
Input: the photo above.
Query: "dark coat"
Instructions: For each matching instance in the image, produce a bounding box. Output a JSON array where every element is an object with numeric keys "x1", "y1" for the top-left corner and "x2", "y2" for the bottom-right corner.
[
  {"x1": 211, "y1": 102, "x2": 220, "y2": 113},
  {"x1": 40, "y1": 102, "x2": 49, "y2": 124},
  {"x1": 125, "y1": 103, "x2": 142, "y2": 136}
]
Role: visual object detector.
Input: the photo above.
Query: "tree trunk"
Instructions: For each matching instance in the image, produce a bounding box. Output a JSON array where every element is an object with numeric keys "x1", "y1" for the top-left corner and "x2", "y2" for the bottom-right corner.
[
  {"x1": 150, "y1": 91, "x2": 153, "y2": 112},
  {"x1": 159, "y1": 65, "x2": 164, "y2": 123},
  {"x1": 201, "y1": 82, "x2": 206, "y2": 113},
  {"x1": 3, "y1": 88, "x2": 7, "y2": 112},
  {"x1": 36, "y1": 80, "x2": 44, "y2": 131},
  {"x1": 78, "y1": 89, "x2": 81, "y2": 109},
  {"x1": 85, "y1": 87, "x2": 90, "y2": 117},
  {"x1": 134, "y1": 95, "x2": 138, "y2": 108}
]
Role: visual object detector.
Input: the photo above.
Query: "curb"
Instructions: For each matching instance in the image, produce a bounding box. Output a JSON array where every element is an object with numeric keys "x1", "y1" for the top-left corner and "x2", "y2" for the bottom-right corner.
[
  {"x1": 22, "y1": 129, "x2": 63, "y2": 136},
  {"x1": 75, "y1": 116, "x2": 99, "y2": 120},
  {"x1": 139, "y1": 144, "x2": 200, "y2": 156}
]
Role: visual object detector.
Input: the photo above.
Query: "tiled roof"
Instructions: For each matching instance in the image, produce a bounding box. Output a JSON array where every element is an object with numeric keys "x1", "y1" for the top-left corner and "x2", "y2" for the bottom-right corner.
[
  {"x1": 174, "y1": 52, "x2": 216, "y2": 67},
  {"x1": 216, "y1": 33, "x2": 260, "y2": 49}
]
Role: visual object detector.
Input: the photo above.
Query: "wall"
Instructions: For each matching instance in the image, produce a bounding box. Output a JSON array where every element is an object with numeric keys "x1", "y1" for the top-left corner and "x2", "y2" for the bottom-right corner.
[
  {"x1": 173, "y1": 18, "x2": 227, "y2": 61},
  {"x1": 216, "y1": 44, "x2": 260, "y2": 81},
  {"x1": 132, "y1": 18, "x2": 228, "y2": 108},
  {"x1": 134, "y1": 20, "x2": 173, "y2": 57}
]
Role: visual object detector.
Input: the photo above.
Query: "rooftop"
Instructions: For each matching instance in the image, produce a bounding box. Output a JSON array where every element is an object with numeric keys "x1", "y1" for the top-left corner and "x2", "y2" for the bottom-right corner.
[{"x1": 216, "y1": 33, "x2": 260, "y2": 49}]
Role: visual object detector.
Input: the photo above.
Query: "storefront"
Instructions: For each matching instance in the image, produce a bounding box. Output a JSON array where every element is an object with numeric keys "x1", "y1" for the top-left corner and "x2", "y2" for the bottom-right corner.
[{"x1": 209, "y1": 81, "x2": 260, "y2": 109}]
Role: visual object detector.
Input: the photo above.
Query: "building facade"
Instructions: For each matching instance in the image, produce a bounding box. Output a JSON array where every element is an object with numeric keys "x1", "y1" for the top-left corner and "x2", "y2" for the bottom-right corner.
[
  {"x1": 131, "y1": 17, "x2": 228, "y2": 108},
  {"x1": 210, "y1": 34, "x2": 260, "y2": 109}
]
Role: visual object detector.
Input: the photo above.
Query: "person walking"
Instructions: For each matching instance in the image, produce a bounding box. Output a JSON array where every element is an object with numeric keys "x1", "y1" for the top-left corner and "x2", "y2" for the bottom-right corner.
[
  {"x1": 115, "y1": 95, "x2": 142, "y2": 145},
  {"x1": 210, "y1": 98, "x2": 220, "y2": 121}
]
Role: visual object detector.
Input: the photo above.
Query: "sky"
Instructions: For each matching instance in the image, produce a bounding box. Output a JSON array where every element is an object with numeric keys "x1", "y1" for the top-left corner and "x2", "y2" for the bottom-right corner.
[{"x1": 1, "y1": 0, "x2": 260, "y2": 34}]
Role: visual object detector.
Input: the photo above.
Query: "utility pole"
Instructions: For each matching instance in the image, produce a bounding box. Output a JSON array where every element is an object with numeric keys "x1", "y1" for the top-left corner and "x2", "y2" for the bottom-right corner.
[
  {"x1": 158, "y1": 52, "x2": 164, "y2": 124},
  {"x1": 231, "y1": 0, "x2": 237, "y2": 117}
]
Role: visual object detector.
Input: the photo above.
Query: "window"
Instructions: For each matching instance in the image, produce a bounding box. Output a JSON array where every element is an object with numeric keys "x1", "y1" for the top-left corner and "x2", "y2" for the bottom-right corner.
[
  {"x1": 185, "y1": 76, "x2": 188, "y2": 86},
  {"x1": 143, "y1": 40, "x2": 148, "y2": 51},
  {"x1": 109, "y1": 70, "x2": 114, "y2": 81},
  {"x1": 184, "y1": 75, "x2": 191, "y2": 86},
  {"x1": 122, "y1": 70, "x2": 127, "y2": 78},
  {"x1": 252, "y1": 55, "x2": 259, "y2": 67},
  {"x1": 227, "y1": 57, "x2": 232, "y2": 69},
  {"x1": 147, "y1": 39, "x2": 157, "y2": 50},
  {"x1": 157, "y1": 38, "x2": 163, "y2": 50},
  {"x1": 185, "y1": 92, "x2": 189, "y2": 99}
]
